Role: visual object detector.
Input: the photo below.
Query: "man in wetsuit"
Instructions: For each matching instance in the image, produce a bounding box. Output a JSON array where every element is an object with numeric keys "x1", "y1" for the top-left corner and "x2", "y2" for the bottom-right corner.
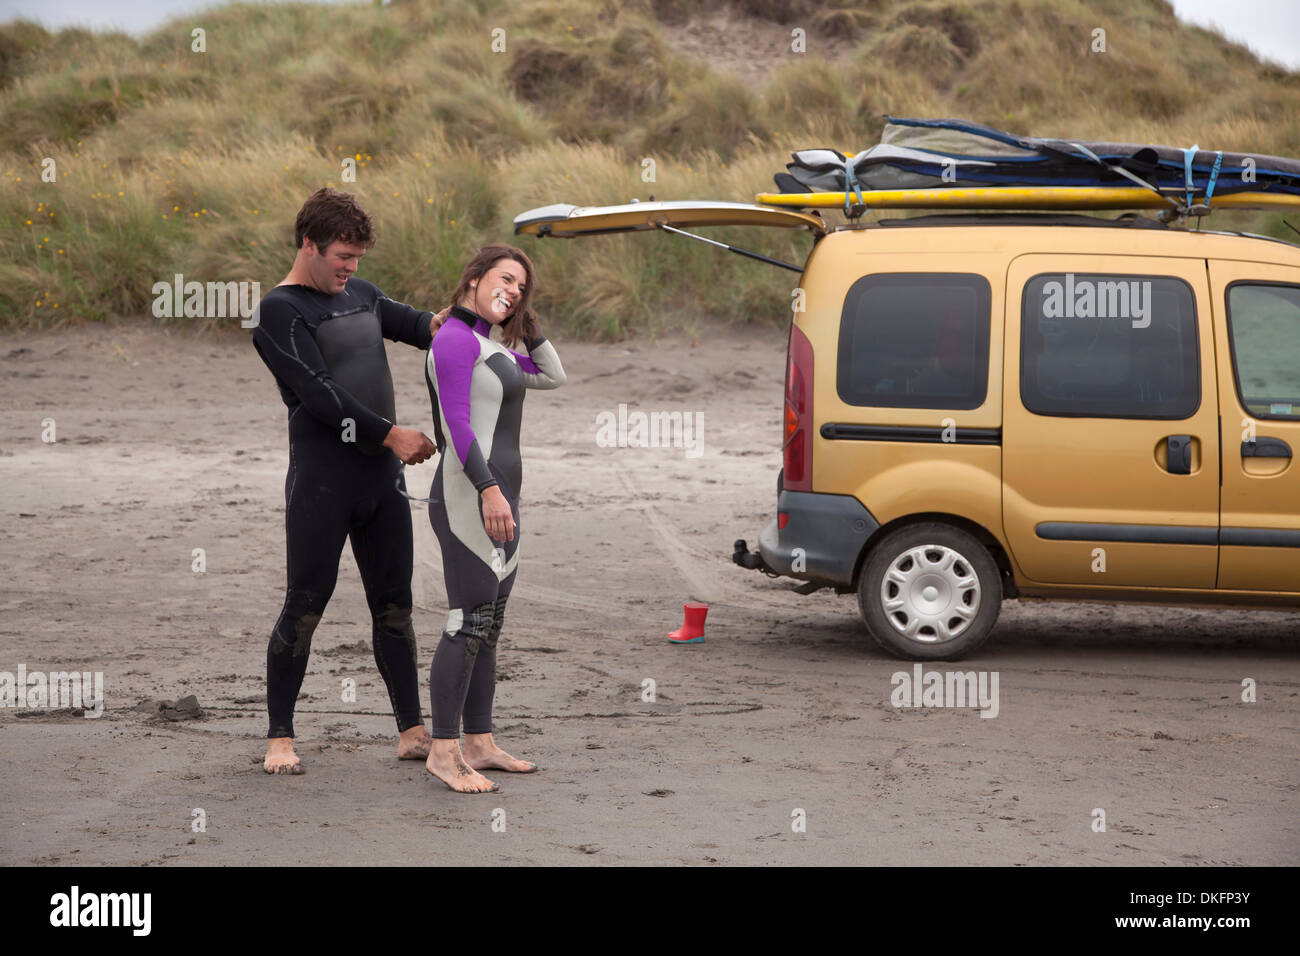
[{"x1": 251, "y1": 187, "x2": 446, "y2": 774}]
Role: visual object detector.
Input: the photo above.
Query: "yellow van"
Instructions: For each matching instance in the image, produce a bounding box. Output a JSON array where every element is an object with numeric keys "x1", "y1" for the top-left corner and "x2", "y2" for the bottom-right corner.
[{"x1": 515, "y1": 201, "x2": 1300, "y2": 658}]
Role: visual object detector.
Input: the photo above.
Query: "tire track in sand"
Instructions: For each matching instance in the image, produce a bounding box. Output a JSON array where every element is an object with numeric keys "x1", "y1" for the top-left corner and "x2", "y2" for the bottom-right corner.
[{"x1": 614, "y1": 464, "x2": 801, "y2": 613}]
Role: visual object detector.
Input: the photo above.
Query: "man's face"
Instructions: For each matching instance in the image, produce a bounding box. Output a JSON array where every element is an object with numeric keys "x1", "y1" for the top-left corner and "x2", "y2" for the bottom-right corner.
[
  {"x1": 307, "y1": 238, "x2": 367, "y2": 294},
  {"x1": 474, "y1": 258, "x2": 526, "y2": 323}
]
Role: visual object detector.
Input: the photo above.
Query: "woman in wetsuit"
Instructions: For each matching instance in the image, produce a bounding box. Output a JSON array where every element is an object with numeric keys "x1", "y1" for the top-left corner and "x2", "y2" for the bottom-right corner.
[{"x1": 423, "y1": 244, "x2": 566, "y2": 794}]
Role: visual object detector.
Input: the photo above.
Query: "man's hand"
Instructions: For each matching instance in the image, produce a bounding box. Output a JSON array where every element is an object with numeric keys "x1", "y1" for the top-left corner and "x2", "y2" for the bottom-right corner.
[
  {"x1": 383, "y1": 425, "x2": 435, "y2": 465},
  {"x1": 430, "y1": 306, "x2": 451, "y2": 334}
]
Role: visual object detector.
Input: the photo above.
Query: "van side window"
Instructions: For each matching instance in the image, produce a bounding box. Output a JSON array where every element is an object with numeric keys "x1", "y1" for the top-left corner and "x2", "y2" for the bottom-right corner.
[
  {"x1": 836, "y1": 273, "x2": 991, "y2": 410},
  {"x1": 1021, "y1": 273, "x2": 1199, "y2": 419},
  {"x1": 1226, "y1": 283, "x2": 1300, "y2": 420}
]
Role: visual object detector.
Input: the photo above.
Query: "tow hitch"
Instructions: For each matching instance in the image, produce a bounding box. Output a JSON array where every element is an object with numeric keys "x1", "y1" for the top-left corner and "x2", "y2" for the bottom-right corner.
[
  {"x1": 732, "y1": 538, "x2": 767, "y2": 571},
  {"x1": 732, "y1": 538, "x2": 829, "y2": 594}
]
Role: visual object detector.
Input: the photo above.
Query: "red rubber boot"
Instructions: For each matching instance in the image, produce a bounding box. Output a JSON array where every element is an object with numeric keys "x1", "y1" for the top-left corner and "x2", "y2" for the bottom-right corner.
[{"x1": 668, "y1": 603, "x2": 708, "y2": 644}]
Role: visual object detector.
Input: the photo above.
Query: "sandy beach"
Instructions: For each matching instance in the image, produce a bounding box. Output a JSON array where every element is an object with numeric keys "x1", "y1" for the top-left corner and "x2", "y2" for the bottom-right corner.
[{"x1": 1, "y1": 320, "x2": 1296, "y2": 865}]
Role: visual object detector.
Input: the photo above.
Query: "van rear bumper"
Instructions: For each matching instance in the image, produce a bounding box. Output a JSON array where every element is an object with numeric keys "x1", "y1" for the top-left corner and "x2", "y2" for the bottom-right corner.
[{"x1": 756, "y1": 490, "x2": 880, "y2": 587}]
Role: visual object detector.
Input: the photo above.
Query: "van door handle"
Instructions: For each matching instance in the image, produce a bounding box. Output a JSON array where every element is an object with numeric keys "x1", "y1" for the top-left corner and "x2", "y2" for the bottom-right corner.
[
  {"x1": 1165, "y1": 435, "x2": 1192, "y2": 474},
  {"x1": 1242, "y1": 437, "x2": 1292, "y2": 459}
]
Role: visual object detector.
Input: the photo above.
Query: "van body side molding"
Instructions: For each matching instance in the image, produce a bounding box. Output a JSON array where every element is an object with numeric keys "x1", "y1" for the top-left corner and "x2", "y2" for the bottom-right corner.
[
  {"x1": 1036, "y1": 523, "x2": 1300, "y2": 547},
  {"x1": 820, "y1": 423, "x2": 1002, "y2": 445},
  {"x1": 1220, "y1": 527, "x2": 1300, "y2": 548},
  {"x1": 1035, "y1": 522, "x2": 1217, "y2": 544}
]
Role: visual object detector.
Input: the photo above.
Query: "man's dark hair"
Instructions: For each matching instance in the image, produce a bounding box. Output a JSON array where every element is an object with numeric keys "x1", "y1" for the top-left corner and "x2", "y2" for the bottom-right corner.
[{"x1": 294, "y1": 187, "x2": 375, "y2": 253}]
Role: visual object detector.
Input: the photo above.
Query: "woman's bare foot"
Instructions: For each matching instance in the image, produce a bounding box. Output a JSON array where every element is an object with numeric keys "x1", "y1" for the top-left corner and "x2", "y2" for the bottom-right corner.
[
  {"x1": 463, "y1": 732, "x2": 538, "y2": 773},
  {"x1": 397, "y1": 724, "x2": 433, "y2": 760},
  {"x1": 264, "y1": 737, "x2": 303, "y2": 775},
  {"x1": 425, "y1": 739, "x2": 499, "y2": 793}
]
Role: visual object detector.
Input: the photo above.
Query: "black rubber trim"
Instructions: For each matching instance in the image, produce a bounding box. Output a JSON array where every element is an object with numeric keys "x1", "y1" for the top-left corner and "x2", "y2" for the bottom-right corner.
[
  {"x1": 1037, "y1": 522, "x2": 1300, "y2": 547},
  {"x1": 1035, "y1": 522, "x2": 1217, "y2": 545},
  {"x1": 1221, "y1": 527, "x2": 1300, "y2": 548},
  {"x1": 820, "y1": 423, "x2": 1001, "y2": 445}
]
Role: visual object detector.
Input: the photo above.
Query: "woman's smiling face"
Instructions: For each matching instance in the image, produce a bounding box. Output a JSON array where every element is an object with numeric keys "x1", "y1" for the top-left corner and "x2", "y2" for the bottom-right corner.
[{"x1": 469, "y1": 258, "x2": 527, "y2": 324}]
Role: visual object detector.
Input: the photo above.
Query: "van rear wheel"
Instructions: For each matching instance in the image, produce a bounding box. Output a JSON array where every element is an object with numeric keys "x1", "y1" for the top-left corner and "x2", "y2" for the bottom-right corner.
[{"x1": 857, "y1": 523, "x2": 1001, "y2": 660}]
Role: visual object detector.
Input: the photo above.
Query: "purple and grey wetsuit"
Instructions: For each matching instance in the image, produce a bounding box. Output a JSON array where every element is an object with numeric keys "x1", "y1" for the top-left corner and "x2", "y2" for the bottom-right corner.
[{"x1": 424, "y1": 302, "x2": 565, "y2": 738}]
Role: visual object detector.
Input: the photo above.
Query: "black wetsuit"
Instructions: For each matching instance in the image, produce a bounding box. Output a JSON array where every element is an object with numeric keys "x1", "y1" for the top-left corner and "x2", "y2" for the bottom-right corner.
[{"x1": 252, "y1": 277, "x2": 433, "y2": 739}]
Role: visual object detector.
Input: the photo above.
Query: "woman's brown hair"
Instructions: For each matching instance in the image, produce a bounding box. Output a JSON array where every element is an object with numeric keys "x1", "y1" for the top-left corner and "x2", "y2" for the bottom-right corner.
[{"x1": 449, "y1": 243, "x2": 539, "y2": 348}]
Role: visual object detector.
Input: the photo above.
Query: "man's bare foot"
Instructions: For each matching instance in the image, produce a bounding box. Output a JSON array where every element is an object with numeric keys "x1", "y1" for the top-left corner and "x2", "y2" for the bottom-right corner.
[
  {"x1": 397, "y1": 724, "x2": 433, "y2": 760},
  {"x1": 425, "y1": 739, "x2": 499, "y2": 793},
  {"x1": 463, "y1": 732, "x2": 538, "y2": 773},
  {"x1": 264, "y1": 737, "x2": 303, "y2": 775}
]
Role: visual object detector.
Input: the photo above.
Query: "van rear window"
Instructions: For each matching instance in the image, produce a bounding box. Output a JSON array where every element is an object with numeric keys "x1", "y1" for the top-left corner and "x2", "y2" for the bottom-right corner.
[
  {"x1": 1020, "y1": 273, "x2": 1199, "y2": 419},
  {"x1": 1226, "y1": 283, "x2": 1300, "y2": 420},
  {"x1": 836, "y1": 273, "x2": 991, "y2": 410}
]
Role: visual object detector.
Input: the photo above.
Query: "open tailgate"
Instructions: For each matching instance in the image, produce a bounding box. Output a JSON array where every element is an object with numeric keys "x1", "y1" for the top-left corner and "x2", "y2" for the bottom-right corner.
[{"x1": 513, "y1": 200, "x2": 826, "y2": 238}]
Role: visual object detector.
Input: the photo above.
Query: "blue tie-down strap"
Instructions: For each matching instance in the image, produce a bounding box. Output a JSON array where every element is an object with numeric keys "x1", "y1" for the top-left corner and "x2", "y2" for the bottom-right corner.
[
  {"x1": 1182, "y1": 145, "x2": 1199, "y2": 210},
  {"x1": 1205, "y1": 150, "x2": 1223, "y2": 204},
  {"x1": 843, "y1": 155, "x2": 865, "y2": 214}
]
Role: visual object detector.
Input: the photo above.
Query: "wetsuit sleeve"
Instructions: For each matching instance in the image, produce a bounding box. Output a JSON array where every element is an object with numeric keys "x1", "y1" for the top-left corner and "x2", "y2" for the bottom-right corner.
[
  {"x1": 506, "y1": 334, "x2": 566, "y2": 389},
  {"x1": 377, "y1": 293, "x2": 434, "y2": 349},
  {"x1": 348, "y1": 277, "x2": 434, "y2": 348},
  {"x1": 252, "y1": 297, "x2": 393, "y2": 444},
  {"x1": 430, "y1": 324, "x2": 498, "y2": 492},
  {"x1": 350, "y1": 277, "x2": 433, "y2": 348}
]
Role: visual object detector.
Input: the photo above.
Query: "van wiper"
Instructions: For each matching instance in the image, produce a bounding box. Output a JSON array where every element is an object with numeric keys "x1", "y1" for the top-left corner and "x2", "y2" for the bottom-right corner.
[{"x1": 655, "y1": 223, "x2": 804, "y2": 274}]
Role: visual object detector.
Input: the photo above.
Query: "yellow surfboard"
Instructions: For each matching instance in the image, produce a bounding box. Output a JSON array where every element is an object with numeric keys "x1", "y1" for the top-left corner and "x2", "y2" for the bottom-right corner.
[{"x1": 755, "y1": 186, "x2": 1300, "y2": 212}]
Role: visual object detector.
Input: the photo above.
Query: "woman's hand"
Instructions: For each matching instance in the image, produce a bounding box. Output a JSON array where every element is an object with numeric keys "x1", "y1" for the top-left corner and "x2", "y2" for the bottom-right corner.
[
  {"x1": 431, "y1": 305, "x2": 451, "y2": 333},
  {"x1": 480, "y1": 485, "x2": 515, "y2": 542}
]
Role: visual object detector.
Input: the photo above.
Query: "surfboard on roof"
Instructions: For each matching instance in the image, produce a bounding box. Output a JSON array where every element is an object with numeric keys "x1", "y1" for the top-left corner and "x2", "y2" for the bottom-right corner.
[{"x1": 758, "y1": 116, "x2": 1300, "y2": 213}]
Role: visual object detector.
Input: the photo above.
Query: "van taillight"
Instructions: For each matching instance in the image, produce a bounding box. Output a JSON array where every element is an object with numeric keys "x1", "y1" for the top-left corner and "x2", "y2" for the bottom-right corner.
[{"x1": 783, "y1": 323, "x2": 813, "y2": 491}]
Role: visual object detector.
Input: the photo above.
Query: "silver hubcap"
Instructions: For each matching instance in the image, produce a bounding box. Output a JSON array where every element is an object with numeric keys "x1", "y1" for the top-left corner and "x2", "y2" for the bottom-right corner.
[{"x1": 879, "y1": 544, "x2": 981, "y2": 644}]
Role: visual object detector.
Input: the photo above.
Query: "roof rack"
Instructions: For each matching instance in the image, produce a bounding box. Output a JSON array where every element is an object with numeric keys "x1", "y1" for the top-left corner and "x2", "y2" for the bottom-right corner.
[{"x1": 857, "y1": 212, "x2": 1170, "y2": 230}]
